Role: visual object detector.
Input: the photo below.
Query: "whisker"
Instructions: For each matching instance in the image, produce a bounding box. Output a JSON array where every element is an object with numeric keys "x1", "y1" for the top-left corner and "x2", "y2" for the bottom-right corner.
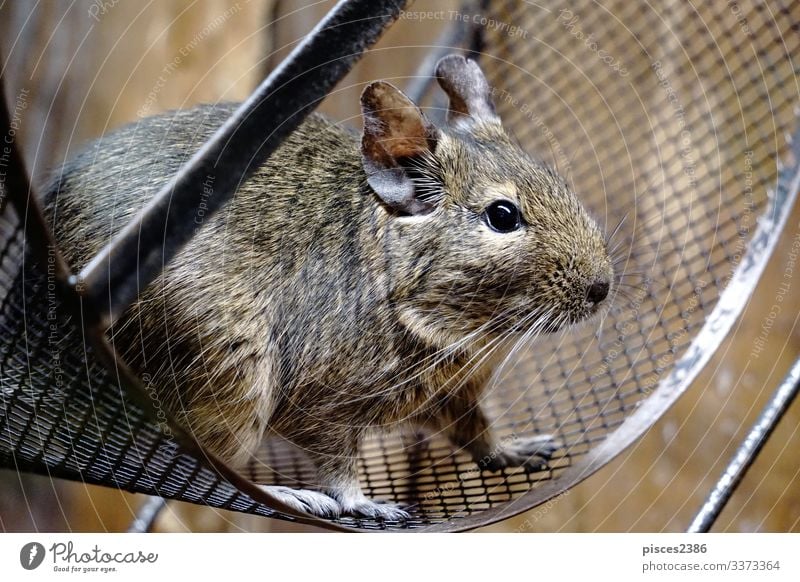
[
  {"x1": 438, "y1": 308, "x2": 553, "y2": 400},
  {"x1": 328, "y1": 296, "x2": 548, "y2": 409},
  {"x1": 605, "y1": 212, "x2": 629, "y2": 246}
]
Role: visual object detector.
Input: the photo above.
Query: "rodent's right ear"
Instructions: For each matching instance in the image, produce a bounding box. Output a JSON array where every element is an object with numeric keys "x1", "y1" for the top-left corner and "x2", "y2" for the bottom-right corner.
[{"x1": 360, "y1": 81, "x2": 438, "y2": 215}]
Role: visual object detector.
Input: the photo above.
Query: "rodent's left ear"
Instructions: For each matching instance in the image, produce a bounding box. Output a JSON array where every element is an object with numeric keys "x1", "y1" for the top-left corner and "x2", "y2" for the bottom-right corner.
[
  {"x1": 360, "y1": 81, "x2": 439, "y2": 215},
  {"x1": 435, "y1": 54, "x2": 500, "y2": 126}
]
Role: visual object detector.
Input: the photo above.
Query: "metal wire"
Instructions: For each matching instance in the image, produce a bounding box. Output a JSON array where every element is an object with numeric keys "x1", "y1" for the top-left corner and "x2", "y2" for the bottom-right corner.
[
  {"x1": 128, "y1": 497, "x2": 168, "y2": 533},
  {"x1": 688, "y1": 356, "x2": 800, "y2": 533}
]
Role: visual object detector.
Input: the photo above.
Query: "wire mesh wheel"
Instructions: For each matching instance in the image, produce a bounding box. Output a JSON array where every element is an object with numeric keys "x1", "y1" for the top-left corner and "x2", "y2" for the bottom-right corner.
[{"x1": 1, "y1": 1, "x2": 799, "y2": 531}]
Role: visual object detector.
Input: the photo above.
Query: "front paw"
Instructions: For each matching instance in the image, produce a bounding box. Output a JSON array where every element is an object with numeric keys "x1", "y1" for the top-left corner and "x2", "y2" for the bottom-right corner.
[{"x1": 477, "y1": 434, "x2": 559, "y2": 472}]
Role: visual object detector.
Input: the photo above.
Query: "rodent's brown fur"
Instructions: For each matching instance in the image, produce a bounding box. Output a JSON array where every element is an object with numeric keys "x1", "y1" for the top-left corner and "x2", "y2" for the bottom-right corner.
[{"x1": 43, "y1": 56, "x2": 613, "y2": 519}]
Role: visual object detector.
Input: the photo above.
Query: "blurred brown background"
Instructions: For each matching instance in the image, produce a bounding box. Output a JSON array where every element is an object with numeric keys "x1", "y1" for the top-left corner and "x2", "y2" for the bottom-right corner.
[{"x1": 0, "y1": 0, "x2": 797, "y2": 532}]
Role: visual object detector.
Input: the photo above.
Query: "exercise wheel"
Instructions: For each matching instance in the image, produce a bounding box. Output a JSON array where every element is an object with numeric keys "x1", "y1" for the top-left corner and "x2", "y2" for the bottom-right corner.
[{"x1": 1, "y1": 0, "x2": 799, "y2": 532}]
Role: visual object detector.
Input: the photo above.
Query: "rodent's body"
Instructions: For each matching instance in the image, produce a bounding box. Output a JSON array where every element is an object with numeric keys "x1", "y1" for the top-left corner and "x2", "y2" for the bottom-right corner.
[
  {"x1": 49, "y1": 106, "x2": 491, "y2": 456},
  {"x1": 45, "y1": 57, "x2": 614, "y2": 519}
]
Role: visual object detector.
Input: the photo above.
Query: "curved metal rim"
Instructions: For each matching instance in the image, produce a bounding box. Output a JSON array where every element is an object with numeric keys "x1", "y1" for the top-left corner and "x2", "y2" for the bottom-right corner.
[{"x1": 414, "y1": 131, "x2": 800, "y2": 532}]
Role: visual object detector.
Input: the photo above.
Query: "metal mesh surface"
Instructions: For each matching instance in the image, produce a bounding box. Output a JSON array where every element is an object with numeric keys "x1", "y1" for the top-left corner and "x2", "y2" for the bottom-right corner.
[
  {"x1": 0, "y1": 208, "x2": 284, "y2": 522},
  {"x1": 2, "y1": 0, "x2": 799, "y2": 531}
]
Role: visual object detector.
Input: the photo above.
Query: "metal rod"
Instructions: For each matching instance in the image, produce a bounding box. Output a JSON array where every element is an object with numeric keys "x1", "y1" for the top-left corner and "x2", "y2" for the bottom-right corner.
[
  {"x1": 688, "y1": 355, "x2": 800, "y2": 533},
  {"x1": 127, "y1": 496, "x2": 168, "y2": 533},
  {"x1": 78, "y1": 0, "x2": 409, "y2": 329},
  {"x1": 0, "y1": 72, "x2": 74, "y2": 283}
]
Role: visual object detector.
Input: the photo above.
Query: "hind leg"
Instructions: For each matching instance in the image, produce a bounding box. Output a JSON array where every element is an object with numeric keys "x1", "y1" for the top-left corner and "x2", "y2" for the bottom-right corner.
[
  {"x1": 314, "y1": 440, "x2": 409, "y2": 521},
  {"x1": 273, "y1": 430, "x2": 408, "y2": 520},
  {"x1": 256, "y1": 485, "x2": 343, "y2": 518},
  {"x1": 244, "y1": 393, "x2": 407, "y2": 519},
  {"x1": 206, "y1": 403, "x2": 346, "y2": 518}
]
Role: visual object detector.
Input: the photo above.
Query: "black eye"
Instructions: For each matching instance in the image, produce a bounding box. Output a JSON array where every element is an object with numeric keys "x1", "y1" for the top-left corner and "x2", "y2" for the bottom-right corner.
[{"x1": 484, "y1": 200, "x2": 521, "y2": 233}]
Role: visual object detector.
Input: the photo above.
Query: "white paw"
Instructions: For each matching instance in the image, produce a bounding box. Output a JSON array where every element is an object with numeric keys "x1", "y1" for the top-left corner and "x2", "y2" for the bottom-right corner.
[
  {"x1": 479, "y1": 434, "x2": 559, "y2": 472},
  {"x1": 336, "y1": 492, "x2": 409, "y2": 521},
  {"x1": 259, "y1": 485, "x2": 341, "y2": 518}
]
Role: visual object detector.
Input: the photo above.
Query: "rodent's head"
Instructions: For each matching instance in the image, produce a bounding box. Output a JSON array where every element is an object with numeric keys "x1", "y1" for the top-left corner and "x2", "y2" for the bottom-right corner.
[{"x1": 360, "y1": 55, "x2": 614, "y2": 349}]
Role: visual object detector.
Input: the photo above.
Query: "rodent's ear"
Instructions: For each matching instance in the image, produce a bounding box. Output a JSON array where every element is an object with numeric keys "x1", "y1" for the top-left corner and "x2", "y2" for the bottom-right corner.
[
  {"x1": 360, "y1": 81, "x2": 439, "y2": 215},
  {"x1": 435, "y1": 54, "x2": 500, "y2": 126}
]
